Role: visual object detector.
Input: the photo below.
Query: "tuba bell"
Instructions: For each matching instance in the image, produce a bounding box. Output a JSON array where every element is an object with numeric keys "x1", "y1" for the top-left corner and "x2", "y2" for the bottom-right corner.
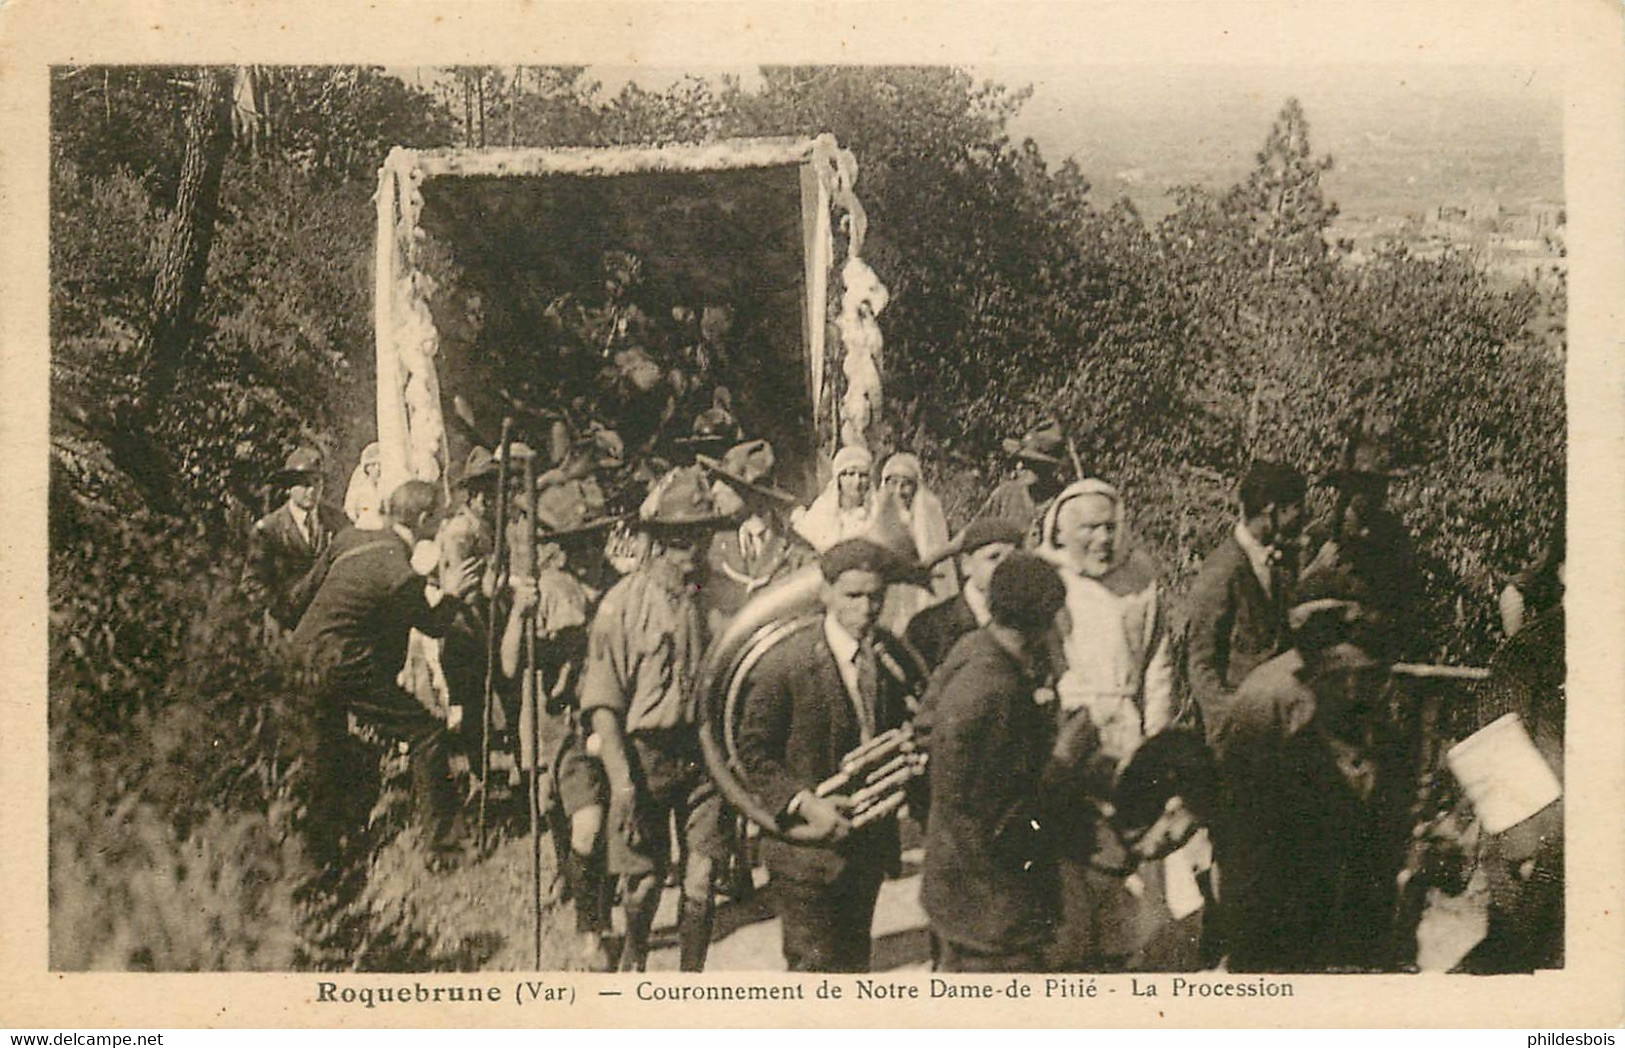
[{"x1": 695, "y1": 561, "x2": 934, "y2": 843}]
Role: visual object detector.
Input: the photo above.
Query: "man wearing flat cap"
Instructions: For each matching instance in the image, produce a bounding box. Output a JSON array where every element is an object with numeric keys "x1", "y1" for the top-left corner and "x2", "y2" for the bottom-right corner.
[
  {"x1": 921, "y1": 552, "x2": 1069, "y2": 971},
  {"x1": 242, "y1": 445, "x2": 349, "y2": 643},
  {"x1": 906, "y1": 517, "x2": 1026, "y2": 670},
  {"x1": 579, "y1": 465, "x2": 731, "y2": 972},
  {"x1": 736, "y1": 537, "x2": 920, "y2": 971}
]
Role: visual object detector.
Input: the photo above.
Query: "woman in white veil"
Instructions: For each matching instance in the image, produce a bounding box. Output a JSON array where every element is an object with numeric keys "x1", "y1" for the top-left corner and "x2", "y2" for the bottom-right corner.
[
  {"x1": 877, "y1": 452, "x2": 957, "y2": 633},
  {"x1": 790, "y1": 444, "x2": 875, "y2": 552},
  {"x1": 344, "y1": 442, "x2": 384, "y2": 529}
]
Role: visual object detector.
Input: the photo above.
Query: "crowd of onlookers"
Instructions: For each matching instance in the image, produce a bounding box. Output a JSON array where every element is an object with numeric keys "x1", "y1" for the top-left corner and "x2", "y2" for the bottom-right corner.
[{"x1": 240, "y1": 406, "x2": 1564, "y2": 975}]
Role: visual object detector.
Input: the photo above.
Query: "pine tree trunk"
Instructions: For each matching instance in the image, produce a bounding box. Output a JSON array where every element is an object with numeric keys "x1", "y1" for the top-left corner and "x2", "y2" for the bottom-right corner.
[
  {"x1": 112, "y1": 66, "x2": 233, "y2": 512},
  {"x1": 138, "y1": 66, "x2": 233, "y2": 414},
  {"x1": 508, "y1": 66, "x2": 519, "y2": 147}
]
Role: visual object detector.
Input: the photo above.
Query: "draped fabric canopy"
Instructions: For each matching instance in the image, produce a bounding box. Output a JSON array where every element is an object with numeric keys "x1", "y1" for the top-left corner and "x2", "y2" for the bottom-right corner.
[{"x1": 372, "y1": 136, "x2": 885, "y2": 503}]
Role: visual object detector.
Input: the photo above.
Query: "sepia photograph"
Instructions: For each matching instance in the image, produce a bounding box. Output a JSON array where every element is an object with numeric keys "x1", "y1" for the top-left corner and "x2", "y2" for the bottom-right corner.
[{"x1": 6, "y1": 0, "x2": 1622, "y2": 1031}]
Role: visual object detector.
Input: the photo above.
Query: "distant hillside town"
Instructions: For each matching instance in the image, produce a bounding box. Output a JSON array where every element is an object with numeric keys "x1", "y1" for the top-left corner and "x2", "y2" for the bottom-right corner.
[{"x1": 1331, "y1": 199, "x2": 1565, "y2": 288}]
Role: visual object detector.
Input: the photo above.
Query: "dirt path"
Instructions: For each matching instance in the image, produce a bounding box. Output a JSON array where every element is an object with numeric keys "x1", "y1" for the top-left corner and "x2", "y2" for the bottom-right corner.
[
  {"x1": 646, "y1": 853, "x2": 933, "y2": 973},
  {"x1": 642, "y1": 850, "x2": 1486, "y2": 973},
  {"x1": 380, "y1": 822, "x2": 1485, "y2": 974}
]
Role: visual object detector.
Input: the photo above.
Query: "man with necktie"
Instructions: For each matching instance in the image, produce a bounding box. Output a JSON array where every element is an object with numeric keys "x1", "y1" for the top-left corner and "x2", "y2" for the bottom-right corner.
[
  {"x1": 242, "y1": 445, "x2": 349, "y2": 644},
  {"x1": 735, "y1": 537, "x2": 918, "y2": 972},
  {"x1": 1184, "y1": 460, "x2": 1307, "y2": 741}
]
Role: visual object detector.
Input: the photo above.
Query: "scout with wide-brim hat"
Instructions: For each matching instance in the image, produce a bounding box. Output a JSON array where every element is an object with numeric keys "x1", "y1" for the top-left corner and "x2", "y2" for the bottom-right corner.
[
  {"x1": 270, "y1": 445, "x2": 325, "y2": 488},
  {"x1": 535, "y1": 474, "x2": 626, "y2": 540},
  {"x1": 456, "y1": 445, "x2": 504, "y2": 490},
  {"x1": 673, "y1": 389, "x2": 742, "y2": 455},
  {"x1": 697, "y1": 439, "x2": 800, "y2": 510},
  {"x1": 1001, "y1": 419, "x2": 1066, "y2": 467},
  {"x1": 638, "y1": 465, "x2": 733, "y2": 532}
]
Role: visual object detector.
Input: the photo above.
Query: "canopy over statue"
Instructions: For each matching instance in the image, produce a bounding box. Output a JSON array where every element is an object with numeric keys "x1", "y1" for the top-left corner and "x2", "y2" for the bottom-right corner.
[{"x1": 372, "y1": 135, "x2": 888, "y2": 500}]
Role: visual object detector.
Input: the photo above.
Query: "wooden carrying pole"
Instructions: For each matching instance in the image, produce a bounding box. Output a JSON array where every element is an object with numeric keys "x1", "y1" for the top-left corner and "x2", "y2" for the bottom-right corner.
[
  {"x1": 1390, "y1": 663, "x2": 1490, "y2": 682},
  {"x1": 476, "y1": 417, "x2": 515, "y2": 851},
  {"x1": 521, "y1": 449, "x2": 542, "y2": 969}
]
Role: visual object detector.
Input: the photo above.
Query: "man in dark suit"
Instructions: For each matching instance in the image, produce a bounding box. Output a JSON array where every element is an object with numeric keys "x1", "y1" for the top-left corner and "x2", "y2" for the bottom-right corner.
[
  {"x1": 905, "y1": 517, "x2": 1025, "y2": 669},
  {"x1": 1184, "y1": 461, "x2": 1306, "y2": 739},
  {"x1": 920, "y1": 552, "x2": 1067, "y2": 971},
  {"x1": 1211, "y1": 601, "x2": 1406, "y2": 973},
  {"x1": 735, "y1": 538, "x2": 918, "y2": 972},
  {"x1": 242, "y1": 446, "x2": 350, "y2": 643},
  {"x1": 289, "y1": 480, "x2": 482, "y2": 871}
]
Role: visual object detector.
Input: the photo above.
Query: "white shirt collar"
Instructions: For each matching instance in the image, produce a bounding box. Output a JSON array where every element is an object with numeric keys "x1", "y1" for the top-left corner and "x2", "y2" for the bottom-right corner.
[
  {"x1": 1233, "y1": 520, "x2": 1275, "y2": 594},
  {"x1": 288, "y1": 502, "x2": 311, "y2": 532},
  {"x1": 963, "y1": 580, "x2": 992, "y2": 626},
  {"x1": 823, "y1": 613, "x2": 862, "y2": 666}
]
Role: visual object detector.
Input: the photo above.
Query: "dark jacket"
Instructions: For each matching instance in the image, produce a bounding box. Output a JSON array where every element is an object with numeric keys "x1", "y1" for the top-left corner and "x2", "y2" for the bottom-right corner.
[
  {"x1": 242, "y1": 501, "x2": 350, "y2": 631},
  {"x1": 1211, "y1": 650, "x2": 1408, "y2": 972},
  {"x1": 735, "y1": 619, "x2": 912, "y2": 885},
  {"x1": 288, "y1": 528, "x2": 459, "y2": 695},
  {"x1": 1184, "y1": 533, "x2": 1287, "y2": 738},
  {"x1": 905, "y1": 593, "x2": 979, "y2": 670},
  {"x1": 920, "y1": 630, "x2": 1059, "y2": 954},
  {"x1": 1300, "y1": 508, "x2": 1420, "y2": 660}
]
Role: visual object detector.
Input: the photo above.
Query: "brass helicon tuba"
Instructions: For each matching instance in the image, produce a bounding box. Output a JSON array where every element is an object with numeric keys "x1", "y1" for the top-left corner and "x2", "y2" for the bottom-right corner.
[{"x1": 694, "y1": 562, "x2": 933, "y2": 843}]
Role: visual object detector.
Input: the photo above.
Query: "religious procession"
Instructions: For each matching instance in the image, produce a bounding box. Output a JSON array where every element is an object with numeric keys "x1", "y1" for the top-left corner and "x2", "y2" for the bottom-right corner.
[{"x1": 235, "y1": 137, "x2": 1564, "y2": 978}]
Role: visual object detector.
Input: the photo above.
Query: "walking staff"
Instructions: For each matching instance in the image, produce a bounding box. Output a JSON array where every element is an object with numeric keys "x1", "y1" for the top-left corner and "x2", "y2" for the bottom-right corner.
[
  {"x1": 477, "y1": 417, "x2": 516, "y2": 850},
  {"x1": 519, "y1": 442, "x2": 544, "y2": 969}
]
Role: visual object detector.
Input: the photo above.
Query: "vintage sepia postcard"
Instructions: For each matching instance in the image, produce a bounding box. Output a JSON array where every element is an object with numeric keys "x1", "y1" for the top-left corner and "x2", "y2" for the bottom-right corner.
[{"x1": 2, "y1": 0, "x2": 1620, "y2": 1030}]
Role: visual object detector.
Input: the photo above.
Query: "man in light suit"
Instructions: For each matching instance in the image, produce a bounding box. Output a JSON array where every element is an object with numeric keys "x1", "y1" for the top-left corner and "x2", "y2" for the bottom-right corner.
[
  {"x1": 242, "y1": 445, "x2": 349, "y2": 643},
  {"x1": 1184, "y1": 461, "x2": 1306, "y2": 740},
  {"x1": 735, "y1": 538, "x2": 918, "y2": 972}
]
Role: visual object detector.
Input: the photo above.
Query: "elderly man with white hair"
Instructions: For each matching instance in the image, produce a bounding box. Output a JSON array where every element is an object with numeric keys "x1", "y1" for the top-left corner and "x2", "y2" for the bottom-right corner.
[
  {"x1": 1039, "y1": 478, "x2": 1174, "y2": 762},
  {"x1": 1038, "y1": 478, "x2": 1190, "y2": 972}
]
